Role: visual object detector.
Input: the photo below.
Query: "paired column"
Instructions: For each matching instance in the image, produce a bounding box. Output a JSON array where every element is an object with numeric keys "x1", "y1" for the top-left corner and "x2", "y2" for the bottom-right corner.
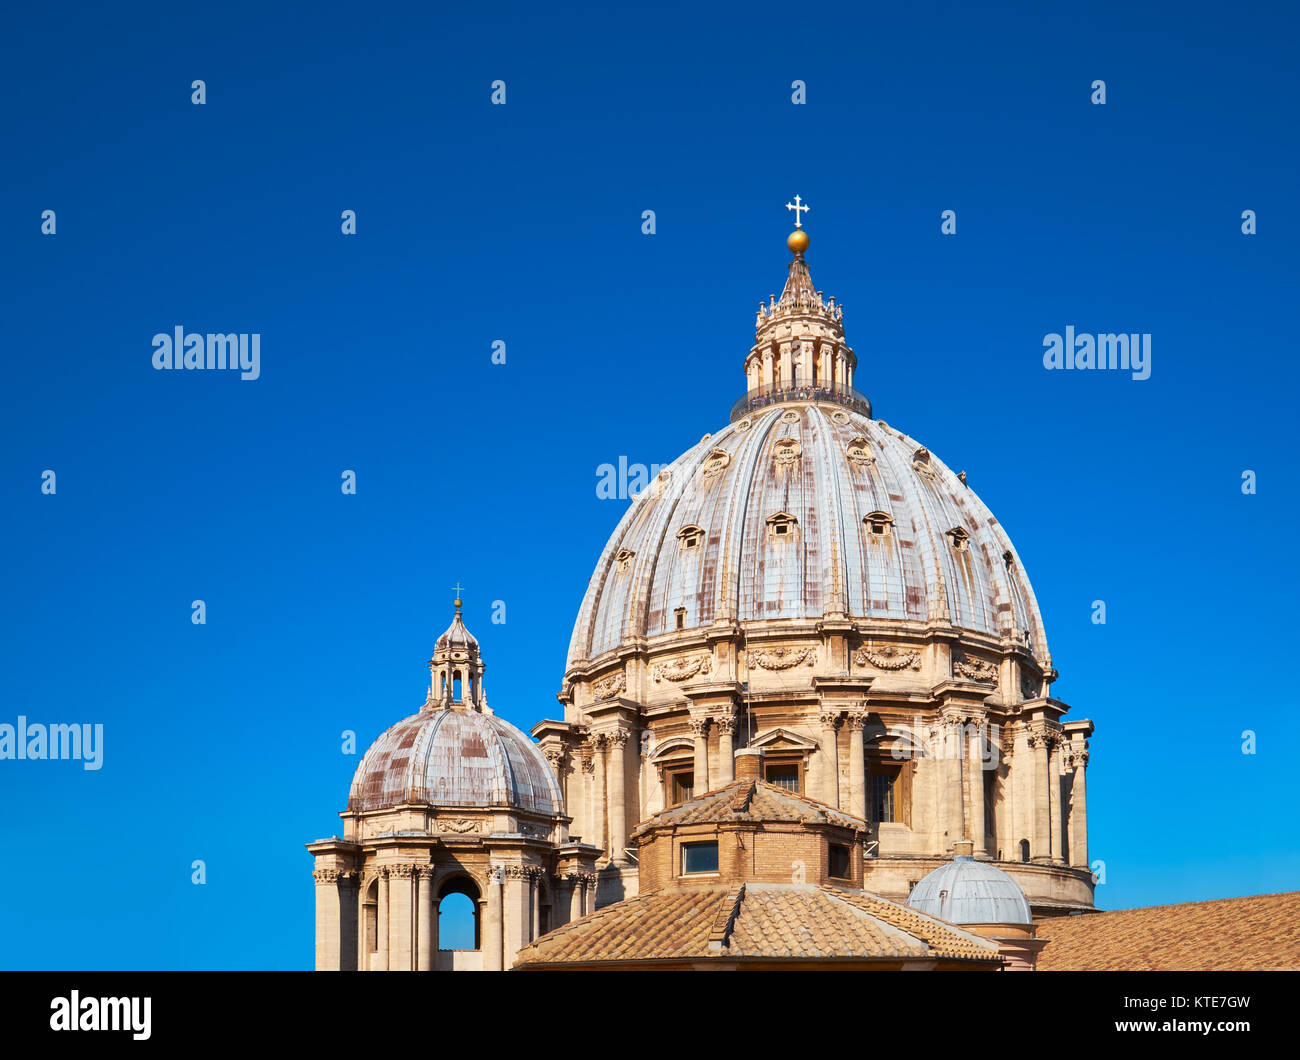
[
  {"x1": 968, "y1": 720, "x2": 988, "y2": 858},
  {"x1": 389, "y1": 865, "x2": 414, "y2": 971},
  {"x1": 1066, "y1": 743, "x2": 1086, "y2": 868},
  {"x1": 1048, "y1": 738, "x2": 1065, "y2": 865},
  {"x1": 1066, "y1": 743, "x2": 1090, "y2": 868},
  {"x1": 502, "y1": 866, "x2": 535, "y2": 966},
  {"x1": 846, "y1": 711, "x2": 867, "y2": 821},
  {"x1": 932, "y1": 715, "x2": 965, "y2": 851},
  {"x1": 607, "y1": 729, "x2": 630, "y2": 864},
  {"x1": 530, "y1": 875, "x2": 542, "y2": 939},
  {"x1": 567, "y1": 874, "x2": 584, "y2": 923},
  {"x1": 689, "y1": 715, "x2": 710, "y2": 795},
  {"x1": 357, "y1": 876, "x2": 369, "y2": 970},
  {"x1": 590, "y1": 734, "x2": 608, "y2": 858},
  {"x1": 482, "y1": 867, "x2": 504, "y2": 971},
  {"x1": 819, "y1": 712, "x2": 842, "y2": 808},
  {"x1": 1029, "y1": 727, "x2": 1052, "y2": 863},
  {"x1": 416, "y1": 867, "x2": 435, "y2": 971},
  {"x1": 580, "y1": 745, "x2": 596, "y2": 848},
  {"x1": 376, "y1": 868, "x2": 390, "y2": 971},
  {"x1": 716, "y1": 713, "x2": 736, "y2": 784},
  {"x1": 313, "y1": 868, "x2": 343, "y2": 971}
]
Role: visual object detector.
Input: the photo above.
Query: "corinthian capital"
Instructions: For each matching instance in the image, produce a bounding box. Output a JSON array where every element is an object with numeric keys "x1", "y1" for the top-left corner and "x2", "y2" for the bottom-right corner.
[
  {"x1": 1064, "y1": 745, "x2": 1090, "y2": 770},
  {"x1": 1026, "y1": 721, "x2": 1062, "y2": 749},
  {"x1": 688, "y1": 715, "x2": 711, "y2": 737}
]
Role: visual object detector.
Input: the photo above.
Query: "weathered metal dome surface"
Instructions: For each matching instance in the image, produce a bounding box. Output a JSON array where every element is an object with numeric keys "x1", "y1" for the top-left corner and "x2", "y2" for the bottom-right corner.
[
  {"x1": 434, "y1": 609, "x2": 478, "y2": 651},
  {"x1": 567, "y1": 401, "x2": 1049, "y2": 669},
  {"x1": 348, "y1": 706, "x2": 563, "y2": 815},
  {"x1": 907, "y1": 855, "x2": 1034, "y2": 927}
]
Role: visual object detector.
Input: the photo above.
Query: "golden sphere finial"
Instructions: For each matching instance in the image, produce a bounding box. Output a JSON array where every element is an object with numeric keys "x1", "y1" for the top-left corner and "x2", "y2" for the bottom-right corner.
[{"x1": 787, "y1": 229, "x2": 810, "y2": 254}]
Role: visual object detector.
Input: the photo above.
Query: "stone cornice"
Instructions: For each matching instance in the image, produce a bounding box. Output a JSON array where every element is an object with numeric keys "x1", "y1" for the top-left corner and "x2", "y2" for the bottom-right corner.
[
  {"x1": 583, "y1": 699, "x2": 640, "y2": 726},
  {"x1": 811, "y1": 675, "x2": 875, "y2": 696},
  {"x1": 929, "y1": 681, "x2": 998, "y2": 706},
  {"x1": 566, "y1": 616, "x2": 1042, "y2": 684},
  {"x1": 531, "y1": 718, "x2": 574, "y2": 742}
]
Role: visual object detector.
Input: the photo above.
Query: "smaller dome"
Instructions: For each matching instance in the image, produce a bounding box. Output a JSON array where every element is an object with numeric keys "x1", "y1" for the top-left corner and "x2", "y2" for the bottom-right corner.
[
  {"x1": 908, "y1": 852, "x2": 1033, "y2": 927},
  {"x1": 349, "y1": 707, "x2": 562, "y2": 815}
]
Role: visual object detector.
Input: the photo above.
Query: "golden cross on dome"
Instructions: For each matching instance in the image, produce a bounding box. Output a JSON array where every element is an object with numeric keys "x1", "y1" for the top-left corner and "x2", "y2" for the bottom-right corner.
[
  {"x1": 785, "y1": 195, "x2": 810, "y2": 229},
  {"x1": 450, "y1": 582, "x2": 465, "y2": 607}
]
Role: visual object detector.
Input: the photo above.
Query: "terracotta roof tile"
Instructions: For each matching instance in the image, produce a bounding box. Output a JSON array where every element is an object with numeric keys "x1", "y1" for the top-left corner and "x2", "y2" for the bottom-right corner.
[
  {"x1": 634, "y1": 779, "x2": 867, "y2": 834},
  {"x1": 831, "y1": 889, "x2": 1003, "y2": 962},
  {"x1": 1036, "y1": 891, "x2": 1300, "y2": 971},
  {"x1": 514, "y1": 884, "x2": 1001, "y2": 967}
]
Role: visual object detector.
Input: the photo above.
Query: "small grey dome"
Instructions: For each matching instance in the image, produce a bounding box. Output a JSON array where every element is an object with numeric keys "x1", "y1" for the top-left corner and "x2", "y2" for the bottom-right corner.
[{"x1": 908, "y1": 855, "x2": 1033, "y2": 927}]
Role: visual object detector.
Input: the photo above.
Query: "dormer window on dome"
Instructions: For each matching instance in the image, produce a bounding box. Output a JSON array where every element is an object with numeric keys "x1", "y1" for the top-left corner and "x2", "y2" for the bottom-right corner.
[
  {"x1": 766, "y1": 512, "x2": 799, "y2": 539},
  {"x1": 677, "y1": 525, "x2": 704, "y2": 550},
  {"x1": 864, "y1": 510, "x2": 894, "y2": 536},
  {"x1": 946, "y1": 526, "x2": 970, "y2": 551},
  {"x1": 615, "y1": 547, "x2": 635, "y2": 573}
]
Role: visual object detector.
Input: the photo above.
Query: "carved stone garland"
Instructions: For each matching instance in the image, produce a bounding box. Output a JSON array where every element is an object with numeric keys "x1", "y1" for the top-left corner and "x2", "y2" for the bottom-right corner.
[
  {"x1": 746, "y1": 646, "x2": 816, "y2": 670},
  {"x1": 651, "y1": 655, "x2": 713, "y2": 683},
  {"x1": 953, "y1": 656, "x2": 998, "y2": 684},
  {"x1": 854, "y1": 645, "x2": 921, "y2": 671},
  {"x1": 592, "y1": 671, "x2": 626, "y2": 700}
]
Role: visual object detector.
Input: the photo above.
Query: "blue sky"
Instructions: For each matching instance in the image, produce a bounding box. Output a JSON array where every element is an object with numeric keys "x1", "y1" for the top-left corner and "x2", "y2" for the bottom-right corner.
[{"x1": 1, "y1": 0, "x2": 1297, "y2": 968}]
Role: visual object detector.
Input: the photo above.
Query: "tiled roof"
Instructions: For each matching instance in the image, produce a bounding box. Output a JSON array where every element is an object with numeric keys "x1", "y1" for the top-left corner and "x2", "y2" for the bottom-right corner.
[
  {"x1": 514, "y1": 884, "x2": 1001, "y2": 968},
  {"x1": 634, "y1": 778, "x2": 867, "y2": 834},
  {"x1": 1036, "y1": 891, "x2": 1300, "y2": 971}
]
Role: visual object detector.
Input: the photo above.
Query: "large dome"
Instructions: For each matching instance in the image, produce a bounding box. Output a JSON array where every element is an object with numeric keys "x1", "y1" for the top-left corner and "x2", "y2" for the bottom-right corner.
[
  {"x1": 348, "y1": 706, "x2": 563, "y2": 815},
  {"x1": 567, "y1": 401, "x2": 1049, "y2": 670}
]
